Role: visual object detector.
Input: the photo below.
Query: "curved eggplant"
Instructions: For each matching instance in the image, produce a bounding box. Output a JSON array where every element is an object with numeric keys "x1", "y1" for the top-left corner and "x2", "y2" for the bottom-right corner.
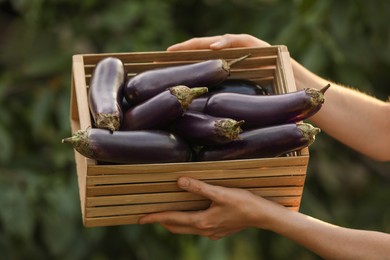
[
  {"x1": 204, "y1": 84, "x2": 330, "y2": 128},
  {"x1": 188, "y1": 78, "x2": 267, "y2": 112},
  {"x1": 62, "y1": 128, "x2": 192, "y2": 164},
  {"x1": 121, "y1": 85, "x2": 208, "y2": 131},
  {"x1": 197, "y1": 123, "x2": 320, "y2": 161},
  {"x1": 88, "y1": 57, "x2": 126, "y2": 131},
  {"x1": 124, "y1": 55, "x2": 249, "y2": 105},
  {"x1": 170, "y1": 111, "x2": 244, "y2": 145}
]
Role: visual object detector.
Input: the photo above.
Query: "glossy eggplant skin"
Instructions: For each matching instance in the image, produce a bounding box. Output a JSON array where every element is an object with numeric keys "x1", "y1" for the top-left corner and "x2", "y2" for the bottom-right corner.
[
  {"x1": 170, "y1": 111, "x2": 244, "y2": 145},
  {"x1": 88, "y1": 57, "x2": 126, "y2": 131},
  {"x1": 210, "y1": 79, "x2": 267, "y2": 95},
  {"x1": 121, "y1": 86, "x2": 208, "y2": 131},
  {"x1": 62, "y1": 128, "x2": 192, "y2": 164},
  {"x1": 204, "y1": 86, "x2": 329, "y2": 129},
  {"x1": 197, "y1": 123, "x2": 320, "y2": 161},
  {"x1": 124, "y1": 56, "x2": 247, "y2": 105},
  {"x1": 121, "y1": 89, "x2": 182, "y2": 131},
  {"x1": 188, "y1": 79, "x2": 266, "y2": 112}
]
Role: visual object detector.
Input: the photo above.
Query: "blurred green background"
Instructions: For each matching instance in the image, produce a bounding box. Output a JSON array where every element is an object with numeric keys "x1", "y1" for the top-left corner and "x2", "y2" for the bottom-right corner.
[{"x1": 0, "y1": 0, "x2": 389, "y2": 259}]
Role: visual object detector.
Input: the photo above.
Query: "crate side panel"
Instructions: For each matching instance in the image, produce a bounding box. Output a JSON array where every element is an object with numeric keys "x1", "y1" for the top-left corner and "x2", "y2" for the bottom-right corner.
[{"x1": 69, "y1": 71, "x2": 87, "y2": 223}]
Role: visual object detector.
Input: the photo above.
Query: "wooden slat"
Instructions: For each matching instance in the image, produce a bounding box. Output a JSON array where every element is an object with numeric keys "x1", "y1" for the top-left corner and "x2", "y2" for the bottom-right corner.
[
  {"x1": 86, "y1": 165, "x2": 306, "y2": 186},
  {"x1": 81, "y1": 47, "x2": 282, "y2": 65},
  {"x1": 72, "y1": 55, "x2": 92, "y2": 130},
  {"x1": 84, "y1": 205, "x2": 300, "y2": 227},
  {"x1": 83, "y1": 55, "x2": 278, "y2": 75},
  {"x1": 279, "y1": 46, "x2": 297, "y2": 93},
  {"x1": 84, "y1": 68, "x2": 277, "y2": 86},
  {"x1": 87, "y1": 155, "x2": 308, "y2": 175},
  {"x1": 87, "y1": 186, "x2": 303, "y2": 207},
  {"x1": 70, "y1": 56, "x2": 89, "y2": 221},
  {"x1": 87, "y1": 200, "x2": 211, "y2": 217},
  {"x1": 86, "y1": 196, "x2": 300, "y2": 218},
  {"x1": 87, "y1": 175, "x2": 306, "y2": 196}
]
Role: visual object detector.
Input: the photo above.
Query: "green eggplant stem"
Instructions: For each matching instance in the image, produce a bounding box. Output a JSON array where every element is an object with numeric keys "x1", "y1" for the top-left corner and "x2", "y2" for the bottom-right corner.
[
  {"x1": 95, "y1": 113, "x2": 120, "y2": 132},
  {"x1": 215, "y1": 119, "x2": 245, "y2": 140},
  {"x1": 297, "y1": 123, "x2": 321, "y2": 146},
  {"x1": 61, "y1": 130, "x2": 93, "y2": 158},
  {"x1": 170, "y1": 85, "x2": 208, "y2": 111}
]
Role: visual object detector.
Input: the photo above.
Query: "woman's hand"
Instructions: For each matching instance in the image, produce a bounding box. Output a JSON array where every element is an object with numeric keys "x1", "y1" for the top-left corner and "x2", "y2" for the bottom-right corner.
[
  {"x1": 167, "y1": 34, "x2": 271, "y2": 51},
  {"x1": 139, "y1": 176, "x2": 280, "y2": 240}
]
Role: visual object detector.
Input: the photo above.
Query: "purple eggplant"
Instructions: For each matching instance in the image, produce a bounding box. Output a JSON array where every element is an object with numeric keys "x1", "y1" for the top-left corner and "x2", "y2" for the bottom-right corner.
[
  {"x1": 121, "y1": 85, "x2": 208, "y2": 131},
  {"x1": 188, "y1": 78, "x2": 267, "y2": 112},
  {"x1": 88, "y1": 57, "x2": 126, "y2": 131},
  {"x1": 204, "y1": 84, "x2": 330, "y2": 129},
  {"x1": 197, "y1": 123, "x2": 320, "y2": 161},
  {"x1": 62, "y1": 128, "x2": 192, "y2": 164},
  {"x1": 170, "y1": 111, "x2": 244, "y2": 145},
  {"x1": 210, "y1": 78, "x2": 267, "y2": 95},
  {"x1": 124, "y1": 55, "x2": 249, "y2": 105}
]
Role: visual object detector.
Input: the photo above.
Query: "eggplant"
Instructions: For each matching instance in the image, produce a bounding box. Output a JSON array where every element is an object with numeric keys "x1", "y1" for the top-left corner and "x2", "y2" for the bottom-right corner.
[
  {"x1": 124, "y1": 55, "x2": 249, "y2": 105},
  {"x1": 197, "y1": 123, "x2": 320, "y2": 161},
  {"x1": 62, "y1": 128, "x2": 192, "y2": 164},
  {"x1": 121, "y1": 85, "x2": 208, "y2": 131},
  {"x1": 88, "y1": 57, "x2": 126, "y2": 131},
  {"x1": 188, "y1": 78, "x2": 267, "y2": 112},
  {"x1": 210, "y1": 78, "x2": 267, "y2": 95},
  {"x1": 204, "y1": 84, "x2": 330, "y2": 129},
  {"x1": 170, "y1": 111, "x2": 244, "y2": 145}
]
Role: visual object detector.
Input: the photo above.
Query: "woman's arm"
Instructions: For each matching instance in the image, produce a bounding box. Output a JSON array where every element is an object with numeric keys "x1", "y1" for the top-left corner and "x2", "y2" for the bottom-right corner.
[
  {"x1": 139, "y1": 177, "x2": 390, "y2": 260},
  {"x1": 292, "y1": 60, "x2": 390, "y2": 161},
  {"x1": 167, "y1": 34, "x2": 390, "y2": 161},
  {"x1": 265, "y1": 198, "x2": 390, "y2": 260}
]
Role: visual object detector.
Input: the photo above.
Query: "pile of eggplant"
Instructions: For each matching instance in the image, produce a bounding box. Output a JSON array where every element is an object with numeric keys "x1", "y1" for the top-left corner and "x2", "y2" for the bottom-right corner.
[{"x1": 62, "y1": 56, "x2": 329, "y2": 164}]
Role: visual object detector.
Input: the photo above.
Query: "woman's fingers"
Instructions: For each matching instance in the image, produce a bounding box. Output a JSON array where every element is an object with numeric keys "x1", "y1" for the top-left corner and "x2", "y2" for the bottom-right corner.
[
  {"x1": 167, "y1": 36, "x2": 222, "y2": 51},
  {"x1": 167, "y1": 34, "x2": 271, "y2": 51},
  {"x1": 139, "y1": 210, "x2": 198, "y2": 225}
]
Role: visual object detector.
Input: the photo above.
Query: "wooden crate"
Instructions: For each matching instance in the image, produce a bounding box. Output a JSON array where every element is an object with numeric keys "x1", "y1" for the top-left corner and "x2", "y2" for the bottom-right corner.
[{"x1": 70, "y1": 46, "x2": 309, "y2": 227}]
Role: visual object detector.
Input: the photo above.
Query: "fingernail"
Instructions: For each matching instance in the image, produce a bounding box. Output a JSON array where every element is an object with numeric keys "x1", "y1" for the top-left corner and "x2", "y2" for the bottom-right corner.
[{"x1": 178, "y1": 177, "x2": 190, "y2": 189}]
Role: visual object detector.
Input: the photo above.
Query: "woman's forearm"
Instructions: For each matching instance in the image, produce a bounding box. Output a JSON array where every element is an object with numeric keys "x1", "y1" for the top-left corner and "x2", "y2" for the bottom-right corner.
[
  {"x1": 292, "y1": 59, "x2": 390, "y2": 161},
  {"x1": 257, "y1": 202, "x2": 390, "y2": 260}
]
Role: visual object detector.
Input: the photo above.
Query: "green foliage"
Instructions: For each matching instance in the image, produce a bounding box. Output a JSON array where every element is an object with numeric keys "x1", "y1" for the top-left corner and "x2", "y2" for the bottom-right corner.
[{"x1": 0, "y1": 0, "x2": 389, "y2": 259}]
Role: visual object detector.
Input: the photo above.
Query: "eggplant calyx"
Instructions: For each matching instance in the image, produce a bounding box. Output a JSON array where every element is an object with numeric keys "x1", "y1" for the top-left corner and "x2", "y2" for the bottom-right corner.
[
  {"x1": 215, "y1": 119, "x2": 245, "y2": 140},
  {"x1": 62, "y1": 130, "x2": 93, "y2": 158},
  {"x1": 304, "y1": 84, "x2": 331, "y2": 105},
  {"x1": 170, "y1": 85, "x2": 208, "y2": 111},
  {"x1": 297, "y1": 123, "x2": 321, "y2": 146},
  {"x1": 95, "y1": 113, "x2": 120, "y2": 132}
]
